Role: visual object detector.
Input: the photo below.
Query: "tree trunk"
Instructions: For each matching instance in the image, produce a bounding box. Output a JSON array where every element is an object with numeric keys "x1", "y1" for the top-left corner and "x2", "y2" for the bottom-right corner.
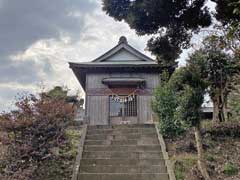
[
  {"x1": 212, "y1": 93, "x2": 228, "y2": 123},
  {"x1": 223, "y1": 100, "x2": 229, "y2": 121},
  {"x1": 194, "y1": 125, "x2": 211, "y2": 180},
  {"x1": 212, "y1": 98, "x2": 220, "y2": 123},
  {"x1": 218, "y1": 94, "x2": 225, "y2": 122},
  {"x1": 222, "y1": 89, "x2": 229, "y2": 121}
]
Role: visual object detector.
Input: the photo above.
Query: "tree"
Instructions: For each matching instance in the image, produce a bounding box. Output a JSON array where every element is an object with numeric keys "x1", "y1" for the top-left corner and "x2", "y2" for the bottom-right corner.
[
  {"x1": 102, "y1": 0, "x2": 212, "y2": 66},
  {"x1": 153, "y1": 67, "x2": 210, "y2": 179},
  {"x1": 213, "y1": 0, "x2": 240, "y2": 24},
  {"x1": 203, "y1": 1, "x2": 240, "y2": 123},
  {"x1": 102, "y1": 0, "x2": 240, "y2": 66},
  {"x1": 170, "y1": 58, "x2": 210, "y2": 180},
  {"x1": 210, "y1": 0, "x2": 240, "y2": 57},
  {"x1": 170, "y1": 64, "x2": 211, "y2": 179},
  {"x1": 187, "y1": 37, "x2": 240, "y2": 122},
  {"x1": 44, "y1": 86, "x2": 68, "y2": 99},
  {"x1": 231, "y1": 0, "x2": 240, "y2": 15},
  {"x1": 170, "y1": 67, "x2": 210, "y2": 180},
  {"x1": 180, "y1": 88, "x2": 211, "y2": 180}
]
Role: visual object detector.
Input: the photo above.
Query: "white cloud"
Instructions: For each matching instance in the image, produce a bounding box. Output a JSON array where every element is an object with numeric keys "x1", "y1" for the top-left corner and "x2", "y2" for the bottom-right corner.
[
  {"x1": 3, "y1": 1, "x2": 152, "y2": 99},
  {"x1": 0, "y1": 0, "x2": 215, "y2": 112}
]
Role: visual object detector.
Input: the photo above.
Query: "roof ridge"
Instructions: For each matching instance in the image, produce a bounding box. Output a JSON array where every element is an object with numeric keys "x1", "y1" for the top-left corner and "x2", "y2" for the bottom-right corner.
[{"x1": 92, "y1": 37, "x2": 154, "y2": 62}]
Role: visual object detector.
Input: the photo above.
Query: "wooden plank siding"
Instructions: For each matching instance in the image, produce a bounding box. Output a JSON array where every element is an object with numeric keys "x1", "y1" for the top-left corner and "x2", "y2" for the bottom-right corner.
[
  {"x1": 86, "y1": 96, "x2": 109, "y2": 125},
  {"x1": 138, "y1": 96, "x2": 154, "y2": 123},
  {"x1": 85, "y1": 73, "x2": 160, "y2": 125}
]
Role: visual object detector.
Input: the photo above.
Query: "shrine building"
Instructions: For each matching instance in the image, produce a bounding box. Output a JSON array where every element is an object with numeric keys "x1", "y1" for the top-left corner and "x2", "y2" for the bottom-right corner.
[{"x1": 69, "y1": 36, "x2": 172, "y2": 125}]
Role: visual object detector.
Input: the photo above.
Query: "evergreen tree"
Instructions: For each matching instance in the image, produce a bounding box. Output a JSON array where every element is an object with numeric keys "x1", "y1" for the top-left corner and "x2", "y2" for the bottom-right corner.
[
  {"x1": 102, "y1": 0, "x2": 212, "y2": 66},
  {"x1": 187, "y1": 37, "x2": 240, "y2": 122},
  {"x1": 153, "y1": 67, "x2": 210, "y2": 179}
]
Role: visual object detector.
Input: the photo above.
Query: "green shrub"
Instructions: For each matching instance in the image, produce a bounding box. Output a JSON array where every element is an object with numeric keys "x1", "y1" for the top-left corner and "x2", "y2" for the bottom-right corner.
[
  {"x1": 202, "y1": 121, "x2": 240, "y2": 138},
  {"x1": 152, "y1": 83, "x2": 186, "y2": 137},
  {"x1": 223, "y1": 163, "x2": 238, "y2": 176}
]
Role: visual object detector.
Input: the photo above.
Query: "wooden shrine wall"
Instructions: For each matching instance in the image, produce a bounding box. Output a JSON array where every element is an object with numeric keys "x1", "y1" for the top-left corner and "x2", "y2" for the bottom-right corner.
[{"x1": 85, "y1": 73, "x2": 160, "y2": 125}]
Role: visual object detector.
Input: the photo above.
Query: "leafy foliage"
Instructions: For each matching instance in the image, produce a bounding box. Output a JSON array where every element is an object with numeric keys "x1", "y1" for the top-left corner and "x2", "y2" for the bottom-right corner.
[
  {"x1": 229, "y1": 75, "x2": 240, "y2": 120},
  {"x1": 102, "y1": 0, "x2": 212, "y2": 66},
  {"x1": 153, "y1": 66, "x2": 210, "y2": 178},
  {"x1": 210, "y1": 0, "x2": 240, "y2": 57},
  {"x1": 102, "y1": 0, "x2": 240, "y2": 66},
  {"x1": 187, "y1": 37, "x2": 240, "y2": 122},
  {"x1": 170, "y1": 67, "x2": 207, "y2": 126},
  {"x1": 44, "y1": 86, "x2": 68, "y2": 99},
  {"x1": 0, "y1": 92, "x2": 74, "y2": 180},
  {"x1": 202, "y1": 121, "x2": 240, "y2": 138},
  {"x1": 152, "y1": 77, "x2": 186, "y2": 137},
  {"x1": 231, "y1": 0, "x2": 240, "y2": 15},
  {"x1": 213, "y1": 0, "x2": 240, "y2": 24},
  {"x1": 33, "y1": 127, "x2": 82, "y2": 180},
  {"x1": 223, "y1": 162, "x2": 238, "y2": 176},
  {"x1": 152, "y1": 67, "x2": 207, "y2": 137}
]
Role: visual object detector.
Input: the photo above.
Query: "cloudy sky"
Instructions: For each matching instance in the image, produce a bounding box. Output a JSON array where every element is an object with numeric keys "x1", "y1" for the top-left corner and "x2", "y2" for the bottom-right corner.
[{"x1": 0, "y1": 0, "x2": 215, "y2": 112}]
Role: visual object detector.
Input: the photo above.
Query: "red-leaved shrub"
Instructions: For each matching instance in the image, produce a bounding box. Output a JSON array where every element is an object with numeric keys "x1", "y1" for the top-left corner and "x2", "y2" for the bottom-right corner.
[{"x1": 0, "y1": 93, "x2": 73, "y2": 180}]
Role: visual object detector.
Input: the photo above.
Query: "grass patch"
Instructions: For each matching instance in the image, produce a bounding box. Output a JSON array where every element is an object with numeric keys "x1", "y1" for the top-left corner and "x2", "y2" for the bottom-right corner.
[
  {"x1": 223, "y1": 163, "x2": 238, "y2": 176},
  {"x1": 172, "y1": 154, "x2": 198, "y2": 180},
  {"x1": 175, "y1": 161, "x2": 185, "y2": 180},
  {"x1": 201, "y1": 120, "x2": 213, "y2": 130}
]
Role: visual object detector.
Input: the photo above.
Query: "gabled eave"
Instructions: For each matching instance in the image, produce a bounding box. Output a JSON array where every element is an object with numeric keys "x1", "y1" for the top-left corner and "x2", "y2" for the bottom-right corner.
[
  {"x1": 68, "y1": 36, "x2": 176, "y2": 92},
  {"x1": 92, "y1": 36, "x2": 154, "y2": 63},
  {"x1": 69, "y1": 62, "x2": 175, "y2": 92}
]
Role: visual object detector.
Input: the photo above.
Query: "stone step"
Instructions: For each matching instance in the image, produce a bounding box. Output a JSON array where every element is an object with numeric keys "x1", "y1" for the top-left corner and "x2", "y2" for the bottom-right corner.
[
  {"x1": 82, "y1": 151, "x2": 163, "y2": 159},
  {"x1": 80, "y1": 165, "x2": 167, "y2": 173},
  {"x1": 77, "y1": 124, "x2": 169, "y2": 180},
  {"x1": 78, "y1": 173, "x2": 169, "y2": 180},
  {"x1": 87, "y1": 128, "x2": 156, "y2": 135},
  {"x1": 84, "y1": 145, "x2": 161, "y2": 152},
  {"x1": 85, "y1": 132, "x2": 158, "y2": 140},
  {"x1": 88, "y1": 124, "x2": 155, "y2": 130},
  {"x1": 85, "y1": 138, "x2": 160, "y2": 145},
  {"x1": 81, "y1": 158, "x2": 166, "y2": 166}
]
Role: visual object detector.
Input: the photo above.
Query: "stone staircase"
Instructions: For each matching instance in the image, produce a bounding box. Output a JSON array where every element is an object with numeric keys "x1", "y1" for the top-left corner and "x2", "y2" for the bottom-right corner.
[{"x1": 78, "y1": 124, "x2": 170, "y2": 180}]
